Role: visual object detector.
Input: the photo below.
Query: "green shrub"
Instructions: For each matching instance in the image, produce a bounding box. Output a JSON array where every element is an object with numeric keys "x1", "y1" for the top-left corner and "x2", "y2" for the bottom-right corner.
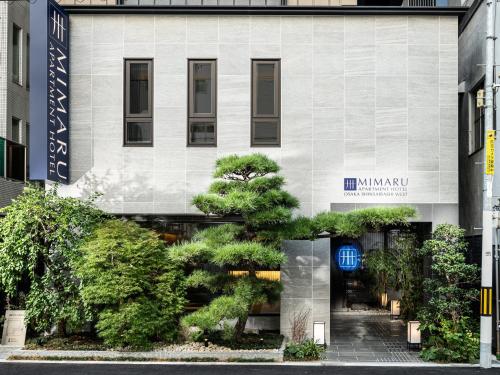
[
  {"x1": 284, "y1": 339, "x2": 325, "y2": 361},
  {"x1": 418, "y1": 224, "x2": 480, "y2": 363},
  {"x1": 420, "y1": 317, "x2": 479, "y2": 363},
  {"x1": 74, "y1": 220, "x2": 186, "y2": 349}
]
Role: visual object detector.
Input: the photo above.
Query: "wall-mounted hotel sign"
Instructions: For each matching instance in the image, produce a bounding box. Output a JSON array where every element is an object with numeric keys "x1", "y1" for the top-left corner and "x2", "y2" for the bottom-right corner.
[
  {"x1": 343, "y1": 176, "x2": 409, "y2": 198},
  {"x1": 30, "y1": 0, "x2": 70, "y2": 183},
  {"x1": 335, "y1": 244, "x2": 362, "y2": 272}
]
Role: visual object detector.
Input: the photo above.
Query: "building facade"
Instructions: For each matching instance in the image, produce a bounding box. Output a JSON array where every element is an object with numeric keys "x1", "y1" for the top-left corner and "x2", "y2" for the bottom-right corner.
[
  {"x1": 0, "y1": 1, "x2": 29, "y2": 208},
  {"x1": 58, "y1": 8, "x2": 461, "y2": 226},
  {"x1": 34, "y1": 2, "x2": 466, "y2": 342}
]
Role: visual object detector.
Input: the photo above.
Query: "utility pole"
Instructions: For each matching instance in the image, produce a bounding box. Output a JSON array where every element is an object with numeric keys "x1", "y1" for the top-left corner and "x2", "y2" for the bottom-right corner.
[
  {"x1": 481, "y1": 0, "x2": 496, "y2": 368},
  {"x1": 493, "y1": 0, "x2": 500, "y2": 359}
]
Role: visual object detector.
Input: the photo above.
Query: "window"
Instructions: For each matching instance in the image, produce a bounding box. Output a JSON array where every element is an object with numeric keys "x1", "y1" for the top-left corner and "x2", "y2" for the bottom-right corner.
[
  {"x1": 12, "y1": 24, "x2": 22, "y2": 85},
  {"x1": 188, "y1": 60, "x2": 216, "y2": 146},
  {"x1": 469, "y1": 82, "x2": 485, "y2": 155},
  {"x1": 124, "y1": 59, "x2": 153, "y2": 146},
  {"x1": 26, "y1": 34, "x2": 30, "y2": 89},
  {"x1": 11, "y1": 118, "x2": 20, "y2": 143},
  {"x1": 251, "y1": 60, "x2": 280, "y2": 146}
]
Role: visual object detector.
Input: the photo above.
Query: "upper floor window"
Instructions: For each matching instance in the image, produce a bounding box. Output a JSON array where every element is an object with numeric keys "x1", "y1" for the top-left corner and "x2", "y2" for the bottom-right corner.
[
  {"x1": 11, "y1": 117, "x2": 21, "y2": 144},
  {"x1": 188, "y1": 60, "x2": 216, "y2": 146},
  {"x1": 12, "y1": 24, "x2": 22, "y2": 85},
  {"x1": 124, "y1": 59, "x2": 153, "y2": 146},
  {"x1": 251, "y1": 60, "x2": 280, "y2": 146},
  {"x1": 469, "y1": 82, "x2": 485, "y2": 155}
]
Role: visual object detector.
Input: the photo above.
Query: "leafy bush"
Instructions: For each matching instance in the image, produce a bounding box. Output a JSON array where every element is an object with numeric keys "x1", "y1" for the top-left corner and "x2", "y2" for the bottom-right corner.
[
  {"x1": 74, "y1": 220, "x2": 186, "y2": 349},
  {"x1": 0, "y1": 185, "x2": 106, "y2": 334},
  {"x1": 419, "y1": 317, "x2": 479, "y2": 363},
  {"x1": 365, "y1": 232, "x2": 423, "y2": 319},
  {"x1": 284, "y1": 339, "x2": 325, "y2": 361},
  {"x1": 418, "y1": 224, "x2": 480, "y2": 363}
]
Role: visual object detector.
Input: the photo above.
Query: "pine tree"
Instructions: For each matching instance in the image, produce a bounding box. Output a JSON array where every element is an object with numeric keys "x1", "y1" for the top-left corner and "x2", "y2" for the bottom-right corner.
[{"x1": 170, "y1": 154, "x2": 298, "y2": 340}]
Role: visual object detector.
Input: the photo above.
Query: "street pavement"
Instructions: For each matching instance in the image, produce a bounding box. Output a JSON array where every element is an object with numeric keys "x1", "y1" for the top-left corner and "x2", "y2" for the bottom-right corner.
[{"x1": 0, "y1": 363, "x2": 499, "y2": 375}]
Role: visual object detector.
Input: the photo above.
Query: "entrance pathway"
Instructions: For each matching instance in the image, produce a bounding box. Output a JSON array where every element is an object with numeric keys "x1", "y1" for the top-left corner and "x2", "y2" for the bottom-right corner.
[{"x1": 326, "y1": 312, "x2": 422, "y2": 362}]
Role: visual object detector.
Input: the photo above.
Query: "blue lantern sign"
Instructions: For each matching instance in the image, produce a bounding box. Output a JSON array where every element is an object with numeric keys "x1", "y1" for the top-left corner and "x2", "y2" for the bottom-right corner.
[{"x1": 335, "y1": 244, "x2": 362, "y2": 272}]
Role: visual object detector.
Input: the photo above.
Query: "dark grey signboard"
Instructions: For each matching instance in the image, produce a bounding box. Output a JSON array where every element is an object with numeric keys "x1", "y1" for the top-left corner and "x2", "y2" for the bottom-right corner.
[{"x1": 30, "y1": 0, "x2": 70, "y2": 183}]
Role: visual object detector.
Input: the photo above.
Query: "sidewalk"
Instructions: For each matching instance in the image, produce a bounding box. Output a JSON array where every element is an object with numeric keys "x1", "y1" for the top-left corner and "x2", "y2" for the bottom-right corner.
[{"x1": 1, "y1": 347, "x2": 499, "y2": 367}]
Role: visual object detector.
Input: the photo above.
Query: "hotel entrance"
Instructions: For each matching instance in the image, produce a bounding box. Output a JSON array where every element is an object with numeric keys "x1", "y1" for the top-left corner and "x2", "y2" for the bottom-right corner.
[
  {"x1": 330, "y1": 224, "x2": 431, "y2": 312},
  {"x1": 331, "y1": 235, "x2": 381, "y2": 312},
  {"x1": 327, "y1": 224, "x2": 432, "y2": 362}
]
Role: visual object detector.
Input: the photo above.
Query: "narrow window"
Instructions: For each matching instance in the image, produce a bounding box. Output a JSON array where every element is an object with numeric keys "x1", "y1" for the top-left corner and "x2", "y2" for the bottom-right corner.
[
  {"x1": 12, "y1": 24, "x2": 22, "y2": 85},
  {"x1": 124, "y1": 59, "x2": 153, "y2": 146},
  {"x1": 11, "y1": 117, "x2": 21, "y2": 143},
  {"x1": 252, "y1": 60, "x2": 280, "y2": 146},
  {"x1": 26, "y1": 34, "x2": 30, "y2": 89},
  {"x1": 469, "y1": 82, "x2": 485, "y2": 155},
  {"x1": 188, "y1": 60, "x2": 216, "y2": 146}
]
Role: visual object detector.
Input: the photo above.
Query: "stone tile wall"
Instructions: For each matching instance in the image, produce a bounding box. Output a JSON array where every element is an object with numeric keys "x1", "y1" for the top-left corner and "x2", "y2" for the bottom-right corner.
[
  {"x1": 59, "y1": 15, "x2": 458, "y2": 222},
  {"x1": 280, "y1": 238, "x2": 331, "y2": 345}
]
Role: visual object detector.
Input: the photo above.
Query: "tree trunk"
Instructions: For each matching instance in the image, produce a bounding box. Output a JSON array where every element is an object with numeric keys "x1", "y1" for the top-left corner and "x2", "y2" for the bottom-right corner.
[
  {"x1": 56, "y1": 320, "x2": 67, "y2": 337},
  {"x1": 234, "y1": 315, "x2": 248, "y2": 341}
]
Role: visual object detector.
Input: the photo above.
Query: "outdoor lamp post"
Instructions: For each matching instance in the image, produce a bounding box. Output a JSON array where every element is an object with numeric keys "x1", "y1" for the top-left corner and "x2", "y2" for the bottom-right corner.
[
  {"x1": 407, "y1": 321, "x2": 421, "y2": 350},
  {"x1": 390, "y1": 300, "x2": 400, "y2": 319},
  {"x1": 313, "y1": 321, "x2": 326, "y2": 346}
]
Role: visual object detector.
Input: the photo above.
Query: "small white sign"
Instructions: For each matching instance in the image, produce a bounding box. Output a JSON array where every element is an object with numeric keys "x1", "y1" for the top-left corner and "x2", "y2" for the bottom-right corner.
[{"x1": 1, "y1": 310, "x2": 27, "y2": 347}]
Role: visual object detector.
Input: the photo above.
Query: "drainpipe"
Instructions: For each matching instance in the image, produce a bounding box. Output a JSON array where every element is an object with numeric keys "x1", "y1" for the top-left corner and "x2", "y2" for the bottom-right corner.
[{"x1": 481, "y1": 0, "x2": 496, "y2": 368}]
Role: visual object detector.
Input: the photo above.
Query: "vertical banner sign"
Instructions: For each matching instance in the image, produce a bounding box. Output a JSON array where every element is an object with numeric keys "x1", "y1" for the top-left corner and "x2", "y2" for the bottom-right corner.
[
  {"x1": 486, "y1": 130, "x2": 495, "y2": 175},
  {"x1": 47, "y1": 2, "x2": 69, "y2": 183},
  {"x1": 29, "y1": 0, "x2": 70, "y2": 183}
]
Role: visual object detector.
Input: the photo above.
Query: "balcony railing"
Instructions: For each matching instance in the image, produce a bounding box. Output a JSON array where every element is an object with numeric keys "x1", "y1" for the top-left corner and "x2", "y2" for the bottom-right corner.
[
  {"x1": 0, "y1": 137, "x2": 26, "y2": 183},
  {"x1": 57, "y1": 0, "x2": 463, "y2": 6}
]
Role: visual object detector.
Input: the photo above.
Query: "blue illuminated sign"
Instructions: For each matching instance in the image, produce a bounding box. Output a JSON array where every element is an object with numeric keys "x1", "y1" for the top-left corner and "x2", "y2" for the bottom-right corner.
[{"x1": 335, "y1": 244, "x2": 362, "y2": 272}]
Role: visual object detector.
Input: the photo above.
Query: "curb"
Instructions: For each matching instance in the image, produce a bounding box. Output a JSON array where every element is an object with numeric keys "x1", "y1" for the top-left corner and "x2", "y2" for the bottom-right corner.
[{"x1": 2, "y1": 357, "x2": 500, "y2": 368}]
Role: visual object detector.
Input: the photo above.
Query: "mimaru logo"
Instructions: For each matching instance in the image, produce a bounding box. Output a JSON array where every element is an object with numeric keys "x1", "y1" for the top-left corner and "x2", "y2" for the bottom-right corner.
[{"x1": 344, "y1": 178, "x2": 357, "y2": 191}]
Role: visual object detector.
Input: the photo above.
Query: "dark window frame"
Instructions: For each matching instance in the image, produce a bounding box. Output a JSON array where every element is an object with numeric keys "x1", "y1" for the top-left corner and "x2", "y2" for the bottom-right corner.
[
  {"x1": 11, "y1": 117, "x2": 21, "y2": 144},
  {"x1": 469, "y1": 79, "x2": 485, "y2": 156},
  {"x1": 123, "y1": 59, "x2": 154, "y2": 147},
  {"x1": 187, "y1": 59, "x2": 217, "y2": 147},
  {"x1": 12, "y1": 23, "x2": 22, "y2": 86},
  {"x1": 26, "y1": 34, "x2": 30, "y2": 90},
  {"x1": 251, "y1": 59, "x2": 281, "y2": 147}
]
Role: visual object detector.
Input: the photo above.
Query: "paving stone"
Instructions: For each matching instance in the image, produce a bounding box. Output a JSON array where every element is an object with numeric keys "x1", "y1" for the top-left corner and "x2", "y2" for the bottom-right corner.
[{"x1": 326, "y1": 313, "x2": 423, "y2": 363}]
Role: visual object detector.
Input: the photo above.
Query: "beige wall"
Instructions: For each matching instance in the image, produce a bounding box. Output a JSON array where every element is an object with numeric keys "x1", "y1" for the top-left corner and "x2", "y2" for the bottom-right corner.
[{"x1": 57, "y1": 14, "x2": 459, "y2": 220}]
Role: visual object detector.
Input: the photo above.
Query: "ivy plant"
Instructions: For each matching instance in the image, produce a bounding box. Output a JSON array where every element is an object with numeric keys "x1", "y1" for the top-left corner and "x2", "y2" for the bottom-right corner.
[{"x1": 0, "y1": 185, "x2": 106, "y2": 334}]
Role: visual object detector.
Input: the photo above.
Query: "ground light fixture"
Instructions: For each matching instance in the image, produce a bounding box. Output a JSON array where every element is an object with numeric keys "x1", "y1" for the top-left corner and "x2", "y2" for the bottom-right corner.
[
  {"x1": 390, "y1": 300, "x2": 400, "y2": 320},
  {"x1": 380, "y1": 292, "x2": 388, "y2": 308},
  {"x1": 407, "y1": 321, "x2": 421, "y2": 350},
  {"x1": 313, "y1": 321, "x2": 326, "y2": 346}
]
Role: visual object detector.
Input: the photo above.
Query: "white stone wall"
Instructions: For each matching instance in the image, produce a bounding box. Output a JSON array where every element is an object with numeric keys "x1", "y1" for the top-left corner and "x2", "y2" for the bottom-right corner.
[{"x1": 59, "y1": 14, "x2": 459, "y2": 220}]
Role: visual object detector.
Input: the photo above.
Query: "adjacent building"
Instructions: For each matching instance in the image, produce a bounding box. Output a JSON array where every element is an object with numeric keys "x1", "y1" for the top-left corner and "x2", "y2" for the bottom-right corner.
[{"x1": 0, "y1": 1, "x2": 29, "y2": 208}]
